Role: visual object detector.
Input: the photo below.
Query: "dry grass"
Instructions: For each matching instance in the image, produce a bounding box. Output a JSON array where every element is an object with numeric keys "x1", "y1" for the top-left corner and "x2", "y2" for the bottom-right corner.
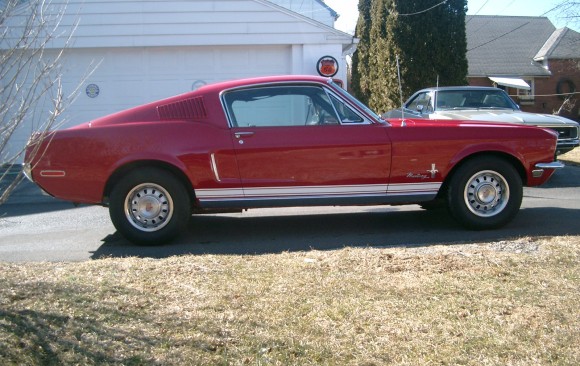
[
  {"x1": 1, "y1": 237, "x2": 579, "y2": 365},
  {"x1": 560, "y1": 148, "x2": 580, "y2": 165}
]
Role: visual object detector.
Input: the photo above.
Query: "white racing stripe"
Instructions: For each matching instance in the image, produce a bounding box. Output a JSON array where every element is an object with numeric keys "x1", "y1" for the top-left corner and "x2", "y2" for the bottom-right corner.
[{"x1": 196, "y1": 182, "x2": 441, "y2": 202}]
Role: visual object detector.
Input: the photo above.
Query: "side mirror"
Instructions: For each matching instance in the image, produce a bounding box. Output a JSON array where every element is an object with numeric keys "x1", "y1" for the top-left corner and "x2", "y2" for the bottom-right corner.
[{"x1": 416, "y1": 104, "x2": 425, "y2": 113}]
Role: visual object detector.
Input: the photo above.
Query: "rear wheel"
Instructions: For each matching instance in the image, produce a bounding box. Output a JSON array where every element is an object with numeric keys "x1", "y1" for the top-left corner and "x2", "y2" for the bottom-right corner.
[
  {"x1": 447, "y1": 157, "x2": 522, "y2": 229},
  {"x1": 109, "y1": 168, "x2": 191, "y2": 245}
]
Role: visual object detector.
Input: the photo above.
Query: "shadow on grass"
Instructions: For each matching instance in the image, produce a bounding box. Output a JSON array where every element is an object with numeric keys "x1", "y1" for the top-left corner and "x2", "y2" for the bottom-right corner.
[
  {"x1": 91, "y1": 205, "x2": 580, "y2": 260},
  {"x1": 0, "y1": 282, "x2": 158, "y2": 365}
]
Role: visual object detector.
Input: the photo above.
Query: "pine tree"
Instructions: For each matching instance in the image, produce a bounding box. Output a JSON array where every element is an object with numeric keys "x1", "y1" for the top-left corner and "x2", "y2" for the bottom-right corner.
[
  {"x1": 350, "y1": 0, "x2": 372, "y2": 105},
  {"x1": 351, "y1": 0, "x2": 468, "y2": 113}
]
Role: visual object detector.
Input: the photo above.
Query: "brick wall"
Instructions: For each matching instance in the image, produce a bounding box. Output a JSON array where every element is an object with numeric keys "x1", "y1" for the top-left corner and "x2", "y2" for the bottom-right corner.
[
  {"x1": 468, "y1": 59, "x2": 580, "y2": 122},
  {"x1": 530, "y1": 59, "x2": 580, "y2": 122}
]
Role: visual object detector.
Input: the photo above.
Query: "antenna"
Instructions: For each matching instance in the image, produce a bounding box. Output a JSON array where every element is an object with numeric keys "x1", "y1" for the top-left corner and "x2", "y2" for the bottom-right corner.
[{"x1": 396, "y1": 55, "x2": 406, "y2": 126}]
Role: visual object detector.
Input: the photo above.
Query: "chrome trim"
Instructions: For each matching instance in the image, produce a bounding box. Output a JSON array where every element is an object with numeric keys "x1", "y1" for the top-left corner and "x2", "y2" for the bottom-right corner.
[
  {"x1": 234, "y1": 131, "x2": 255, "y2": 138},
  {"x1": 210, "y1": 153, "x2": 221, "y2": 182},
  {"x1": 535, "y1": 161, "x2": 565, "y2": 169},
  {"x1": 22, "y1": 163, "x2": 33, "y2": 182},
  {"x1": 220, "y1": 82, "x2": 376, "y2": 128}
]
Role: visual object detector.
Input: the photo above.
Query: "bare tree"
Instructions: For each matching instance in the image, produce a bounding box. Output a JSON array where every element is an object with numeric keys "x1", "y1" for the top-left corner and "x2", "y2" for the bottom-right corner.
[
  {"x1": 0, "y1": 0, "x2": 85, "y2": 205},
  {"x1": 554, "y1": 1, "x2": 580, "y2": 28}
]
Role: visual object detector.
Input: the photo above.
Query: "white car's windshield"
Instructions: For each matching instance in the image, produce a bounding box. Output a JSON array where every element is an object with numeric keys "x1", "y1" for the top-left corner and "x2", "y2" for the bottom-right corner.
[{"x1": 435, "y1": 90, "x2": 518, "y2": 111}]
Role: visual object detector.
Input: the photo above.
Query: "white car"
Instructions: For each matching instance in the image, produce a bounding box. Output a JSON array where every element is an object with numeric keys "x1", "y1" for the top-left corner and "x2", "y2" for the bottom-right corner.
[{"x1": 383, "y1": 86, "x2": 579, "y2": 155}]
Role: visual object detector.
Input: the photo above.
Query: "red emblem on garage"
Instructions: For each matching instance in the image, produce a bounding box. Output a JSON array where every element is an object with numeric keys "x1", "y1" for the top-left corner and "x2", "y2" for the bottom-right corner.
[{"x1": 317, "y1": 56, "x2": 339, "y2": 77}]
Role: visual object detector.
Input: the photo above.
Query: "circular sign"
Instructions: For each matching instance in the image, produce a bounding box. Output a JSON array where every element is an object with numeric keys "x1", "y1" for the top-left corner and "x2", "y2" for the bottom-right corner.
[
  {"x1": 86, "y1": 84, "x2": 100, "y2": 98},
  {"x1": 191, "y1": 80, "x2": 207, "y2": 91},
  {"x1": 316, "y1": 55, "x2": 339, "y2": 77}
]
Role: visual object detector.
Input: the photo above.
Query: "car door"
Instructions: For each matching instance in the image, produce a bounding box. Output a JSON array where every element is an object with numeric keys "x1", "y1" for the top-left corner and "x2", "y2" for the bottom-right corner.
[{"x1": 222, "y1": 84, "x2": 392, "y2": 203}]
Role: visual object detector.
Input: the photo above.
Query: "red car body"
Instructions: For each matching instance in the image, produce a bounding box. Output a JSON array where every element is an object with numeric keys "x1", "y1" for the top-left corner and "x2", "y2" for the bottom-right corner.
[{"x1": 24, "y1": 75, "x2": 562, "y2": 245}]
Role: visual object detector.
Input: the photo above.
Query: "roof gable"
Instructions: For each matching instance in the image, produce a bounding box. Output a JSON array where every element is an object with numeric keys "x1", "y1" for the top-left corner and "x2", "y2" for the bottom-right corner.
[
  {"x1": 267, "y1": 0, "x2": 338, "y2": 27},
  {"x1": 466, "y1": 15, "x2": 555, "y2": 77},
  {"x1": 535, "y1": 27, "x2": 580, "y2": 60}
]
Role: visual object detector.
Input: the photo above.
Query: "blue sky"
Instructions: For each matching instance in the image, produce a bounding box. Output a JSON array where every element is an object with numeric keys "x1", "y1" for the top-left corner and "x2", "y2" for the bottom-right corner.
[{"x1": 324, "y1": 0, "x2": 578, "y2": 34}]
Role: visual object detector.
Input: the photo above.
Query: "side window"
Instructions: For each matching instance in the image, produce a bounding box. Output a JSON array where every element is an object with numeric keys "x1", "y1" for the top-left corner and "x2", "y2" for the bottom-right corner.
[
  {"x1": 406, "y1": 92, "x2": 433, "y2": 113},
  {"x1": 329, "y1": 94, "x2": 364, "y2": 123},
  {"x1": 223, "y1": 86, "x2": 340, "y2": 127}
]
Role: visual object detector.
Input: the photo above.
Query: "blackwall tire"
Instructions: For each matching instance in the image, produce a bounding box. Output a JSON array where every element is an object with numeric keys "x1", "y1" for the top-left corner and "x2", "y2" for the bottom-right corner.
[
  {"x1": 447, "y1": 157, "x2": 522, "y2": 230},
  {"x1": 109, "y1": 168, "x2": 191, "y2": 245}
]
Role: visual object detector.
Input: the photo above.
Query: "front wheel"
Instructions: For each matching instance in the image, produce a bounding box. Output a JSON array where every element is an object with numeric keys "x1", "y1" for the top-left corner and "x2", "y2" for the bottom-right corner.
[
  {"x1": 109, "y1": 168, "x2": 191, "y2": 245},
  {"x1": 447, "y1": 157, "x2": 522, "y2": 230}
]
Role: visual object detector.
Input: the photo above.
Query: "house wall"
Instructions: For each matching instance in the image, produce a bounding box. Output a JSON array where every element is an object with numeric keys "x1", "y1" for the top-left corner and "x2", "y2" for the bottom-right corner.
[
  {"x1": 531, "y1": 60, "x2": 580, "y2": 122},
  {"x1": 2, "y1": 0, "x2": 355, "y2": 163},
  {"x1": 468, "y1": 59, "x2": 580, "y2": 122}
]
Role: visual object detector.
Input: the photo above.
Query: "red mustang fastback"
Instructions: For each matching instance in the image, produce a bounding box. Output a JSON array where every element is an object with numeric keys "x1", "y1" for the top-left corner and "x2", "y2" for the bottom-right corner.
[{"x1": 24, "y1": 75, "x2": 563, "y2": 245}]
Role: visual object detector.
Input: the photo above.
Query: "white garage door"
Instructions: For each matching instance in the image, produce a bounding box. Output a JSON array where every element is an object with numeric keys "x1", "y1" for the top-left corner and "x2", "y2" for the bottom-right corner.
[{"x1": 66, "y1": 45, "x2": 293, "y2": 126}]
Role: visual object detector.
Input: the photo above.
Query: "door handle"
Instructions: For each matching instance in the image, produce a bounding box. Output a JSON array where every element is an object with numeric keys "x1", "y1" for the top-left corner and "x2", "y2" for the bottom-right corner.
[{"x1": 234, "y1": 131, "x2": 255, "y2": 139}]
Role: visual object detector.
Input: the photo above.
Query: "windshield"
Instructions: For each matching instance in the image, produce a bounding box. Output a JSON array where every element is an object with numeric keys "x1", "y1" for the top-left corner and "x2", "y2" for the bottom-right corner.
[
  {"x1": 435, "y1": 90, "x2": 518, "y2": 111},
  {"x1": 329, "y1": 80, "x2": 383, "y2": 122}
]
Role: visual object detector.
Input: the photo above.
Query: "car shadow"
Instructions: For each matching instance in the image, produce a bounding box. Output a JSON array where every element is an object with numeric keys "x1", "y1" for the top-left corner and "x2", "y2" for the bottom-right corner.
[{"x1": 90, "y1": 205, "x2": 580, "y2": 260}]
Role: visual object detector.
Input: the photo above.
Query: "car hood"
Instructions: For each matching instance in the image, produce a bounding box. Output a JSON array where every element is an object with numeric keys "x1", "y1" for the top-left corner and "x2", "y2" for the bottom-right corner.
[{"x1": 431, "y1": 109, "x2": 579, "y2": 127}]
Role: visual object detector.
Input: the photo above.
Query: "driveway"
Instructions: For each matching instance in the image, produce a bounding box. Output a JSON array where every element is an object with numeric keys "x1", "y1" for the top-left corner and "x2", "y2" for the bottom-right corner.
[{"x1": 1, "y1": 166, "x2": 579, "y2": 262}]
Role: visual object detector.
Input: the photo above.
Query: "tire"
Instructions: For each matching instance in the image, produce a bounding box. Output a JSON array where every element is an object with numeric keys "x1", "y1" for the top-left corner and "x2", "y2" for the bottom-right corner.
[
  {"x1": 109, "y1": 168, "x2": 191, "y2": 245},
  {"x1": 447, "y1": 156, "x2": 522, "y2": 230}
]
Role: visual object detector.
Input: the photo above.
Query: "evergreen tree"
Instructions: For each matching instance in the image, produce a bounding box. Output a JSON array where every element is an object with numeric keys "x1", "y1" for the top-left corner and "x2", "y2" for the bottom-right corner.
[
  {"x1": 351, "y1": 0, "x2": 468, "y2": 113},
  {"x1": 350, "y1": 0, "x2": 372, "y2": 105}
]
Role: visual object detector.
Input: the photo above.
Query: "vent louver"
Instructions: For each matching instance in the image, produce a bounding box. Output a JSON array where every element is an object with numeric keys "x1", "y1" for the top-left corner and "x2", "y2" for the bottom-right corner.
[{"x1": 157, "y1": 96, "x2": 207, "y2": 120}]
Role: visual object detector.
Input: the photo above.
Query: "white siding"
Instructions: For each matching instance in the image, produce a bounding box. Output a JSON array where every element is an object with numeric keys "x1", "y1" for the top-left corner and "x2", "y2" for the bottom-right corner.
[
  {"x1": 267, "y1": 0, "x2": 336, "y2": 27},
  {"x1": 2, "y1": 0, "x2": 352, "y2": 49}
]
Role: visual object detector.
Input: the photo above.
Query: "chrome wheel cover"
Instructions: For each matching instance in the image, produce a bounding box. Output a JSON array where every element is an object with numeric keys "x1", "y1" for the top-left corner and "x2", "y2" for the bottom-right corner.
[
  {"x1": 464, "y1": 170, "x2": 510, "y2": 217},
  {"x1": 124, "y1": 183, "x2": 174, "y2": 232}
]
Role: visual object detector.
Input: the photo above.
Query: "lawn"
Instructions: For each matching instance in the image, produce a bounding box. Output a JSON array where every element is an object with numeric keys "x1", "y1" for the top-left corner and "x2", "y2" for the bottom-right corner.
[
  {"x1": 2, "y1": 147, "x2": 579, "y2": 365},
  {"x1": 560, "y1": 147, "x2": 580, "y2": 166},
  {"x1": 1, "y1": 236, "x2": 578, "y2": 365}
]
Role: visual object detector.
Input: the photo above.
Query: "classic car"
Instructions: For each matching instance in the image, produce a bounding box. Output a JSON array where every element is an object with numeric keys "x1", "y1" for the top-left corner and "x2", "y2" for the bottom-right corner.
[
  {"x1": 382, "y1": 86, "x2": 580, "y2": 155},
  {"x1": 24, "y1": 75, "x2": 564, "y2": 245}
]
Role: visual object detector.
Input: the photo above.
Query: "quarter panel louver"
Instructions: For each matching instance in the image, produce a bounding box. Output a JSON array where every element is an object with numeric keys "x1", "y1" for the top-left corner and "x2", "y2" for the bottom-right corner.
[{"x1": 157, "y1": 96, "x2": 207, "y2": 120}]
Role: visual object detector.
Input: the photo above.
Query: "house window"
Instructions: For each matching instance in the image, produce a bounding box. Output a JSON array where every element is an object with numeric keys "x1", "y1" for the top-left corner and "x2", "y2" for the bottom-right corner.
[{"x1": 517, "y1": 79, "x2": 535, "y2": 103}]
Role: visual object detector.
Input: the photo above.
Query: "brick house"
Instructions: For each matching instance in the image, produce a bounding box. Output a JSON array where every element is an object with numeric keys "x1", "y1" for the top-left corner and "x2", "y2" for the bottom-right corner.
[{"x1": 466, "y1": 15, "x2": 580, "y2": 122}]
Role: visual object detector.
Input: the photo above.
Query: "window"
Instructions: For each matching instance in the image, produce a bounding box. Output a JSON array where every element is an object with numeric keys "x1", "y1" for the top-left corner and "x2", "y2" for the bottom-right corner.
[
  {"x1": 223, "y1": 85, "x2": 364, "y2": 127},
  {"x1": 329, "y1": 94, "x2": 364, "y2": 123},
  {"x1": 517, "y1": 79, "x2": 535, "y2": 102},
  {"x1": 406, "y1": 92, "x2": 433, "y2": 113}
]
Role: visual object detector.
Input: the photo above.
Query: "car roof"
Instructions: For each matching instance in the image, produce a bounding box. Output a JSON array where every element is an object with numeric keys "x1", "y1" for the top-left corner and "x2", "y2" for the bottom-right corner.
[
  {"x1": 197, "y1": 75, "x2": 333, "y2": 94},
  {"x1": 415, "y1": 86, "x2": 504, "y2": 93}
]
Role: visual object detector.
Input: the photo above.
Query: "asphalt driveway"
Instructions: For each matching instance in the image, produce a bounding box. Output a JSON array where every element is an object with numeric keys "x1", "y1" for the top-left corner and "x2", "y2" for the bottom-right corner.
[{"x1": 1, "y1": 166, "x2": 579, "y2": 262}]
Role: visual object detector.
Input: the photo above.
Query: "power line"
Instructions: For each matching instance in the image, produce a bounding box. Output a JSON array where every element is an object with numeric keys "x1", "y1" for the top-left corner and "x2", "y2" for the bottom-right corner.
[
  {"x1": 466, "y1": 0, "x2": 491, "y2": 25},
  {"x1": 399, "y1": 0, "x2": 448, "y2": 17},
  {"x1": 468, "y1": 3, "x2": 564, "y2": 52}
]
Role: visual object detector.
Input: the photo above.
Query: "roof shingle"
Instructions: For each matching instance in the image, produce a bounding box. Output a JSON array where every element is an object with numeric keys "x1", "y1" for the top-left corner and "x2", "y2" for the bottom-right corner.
[{"x1": 466, "y1": 15, "x2": 554, "y2": 77}]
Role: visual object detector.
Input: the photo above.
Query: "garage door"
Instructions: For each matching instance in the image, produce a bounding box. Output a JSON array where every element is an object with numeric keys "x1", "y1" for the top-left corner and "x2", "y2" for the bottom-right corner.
[{"x1": 67, "y1": 45, "x2": 293, "y2": 126}]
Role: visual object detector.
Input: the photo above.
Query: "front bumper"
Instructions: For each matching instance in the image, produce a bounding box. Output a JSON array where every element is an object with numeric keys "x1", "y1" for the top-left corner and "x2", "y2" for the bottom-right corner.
[
  {"x1": 532, "y1": 161, "x2": 565, "y2": 178},
  {"x1": 556, "y1": 138, "x2": 579, "y2": 155}
]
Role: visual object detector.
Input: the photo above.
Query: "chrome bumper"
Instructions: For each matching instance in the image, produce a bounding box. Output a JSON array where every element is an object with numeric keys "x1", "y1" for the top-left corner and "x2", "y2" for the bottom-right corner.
[
  {"x1": 22, "y1": 163, "x2": 34, "y2": 182},
  {"x1": 532, "y1": 161, "x2": 565, "y2": 178}
]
